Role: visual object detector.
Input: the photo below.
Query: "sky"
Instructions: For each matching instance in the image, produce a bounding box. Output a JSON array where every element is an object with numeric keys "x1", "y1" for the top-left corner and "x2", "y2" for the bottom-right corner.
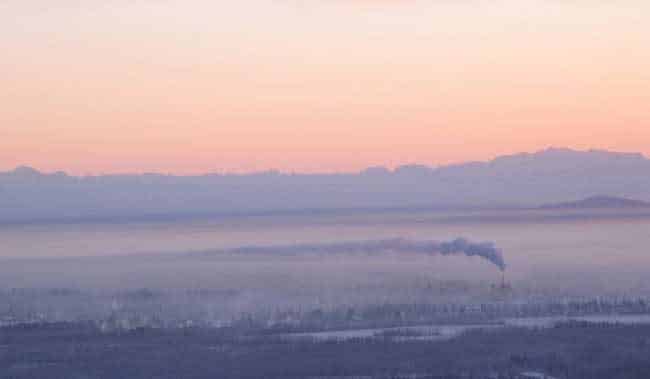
[{"x1": 1, "y1": 0, "x2": 649, "y2": 174}]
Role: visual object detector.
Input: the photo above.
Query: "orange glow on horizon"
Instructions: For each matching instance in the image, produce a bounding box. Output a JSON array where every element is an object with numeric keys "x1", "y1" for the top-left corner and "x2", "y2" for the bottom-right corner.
[{"x1": 1, "y1": 1, "x2": 649, "y2": 175}]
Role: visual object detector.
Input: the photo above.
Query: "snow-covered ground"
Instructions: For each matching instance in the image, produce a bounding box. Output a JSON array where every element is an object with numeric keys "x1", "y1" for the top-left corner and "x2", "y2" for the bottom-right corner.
[{"x1": 282, "y1": 314, "x2": 650, "y2": 341}]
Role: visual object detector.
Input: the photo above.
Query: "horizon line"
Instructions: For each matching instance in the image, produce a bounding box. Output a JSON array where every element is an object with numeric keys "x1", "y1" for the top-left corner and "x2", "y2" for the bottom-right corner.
[{"x1": 3, "y1": 147, "x2": 646, "y2": 177}]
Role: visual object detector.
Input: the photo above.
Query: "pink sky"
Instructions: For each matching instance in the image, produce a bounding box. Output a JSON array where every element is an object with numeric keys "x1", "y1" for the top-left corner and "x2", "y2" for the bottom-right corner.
[{"x1": 1, "y1": 1, "x2": 649, "y2": 174}]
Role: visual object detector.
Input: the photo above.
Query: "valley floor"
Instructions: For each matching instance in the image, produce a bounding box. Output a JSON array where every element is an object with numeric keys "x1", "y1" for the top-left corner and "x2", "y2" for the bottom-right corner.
[{"x1": 1, "y1": 321, "x2": 649, "y2": 379}]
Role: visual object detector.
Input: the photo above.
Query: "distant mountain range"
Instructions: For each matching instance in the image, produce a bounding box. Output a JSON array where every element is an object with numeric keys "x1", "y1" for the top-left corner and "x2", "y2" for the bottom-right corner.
[
  {"x1": 3, "y1": 148, "x2": 650, "y2": 223},
  {"x1": 541, "y1": 196, "x2": 650, "y2": 210}
]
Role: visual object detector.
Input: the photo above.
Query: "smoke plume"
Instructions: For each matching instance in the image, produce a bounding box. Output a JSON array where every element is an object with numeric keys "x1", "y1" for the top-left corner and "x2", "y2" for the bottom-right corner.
[{"x1": 208, "y1": 237, "x2": 506, "y2": 271}]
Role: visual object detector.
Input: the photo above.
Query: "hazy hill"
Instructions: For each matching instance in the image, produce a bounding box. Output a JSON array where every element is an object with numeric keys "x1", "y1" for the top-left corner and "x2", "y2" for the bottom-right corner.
[
  {"x1": 541, "y1": 196, "x2": 650, "y2": 210},
  {"x1": 2, "y1": 148, "x2": 650, "y2": 223}
]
